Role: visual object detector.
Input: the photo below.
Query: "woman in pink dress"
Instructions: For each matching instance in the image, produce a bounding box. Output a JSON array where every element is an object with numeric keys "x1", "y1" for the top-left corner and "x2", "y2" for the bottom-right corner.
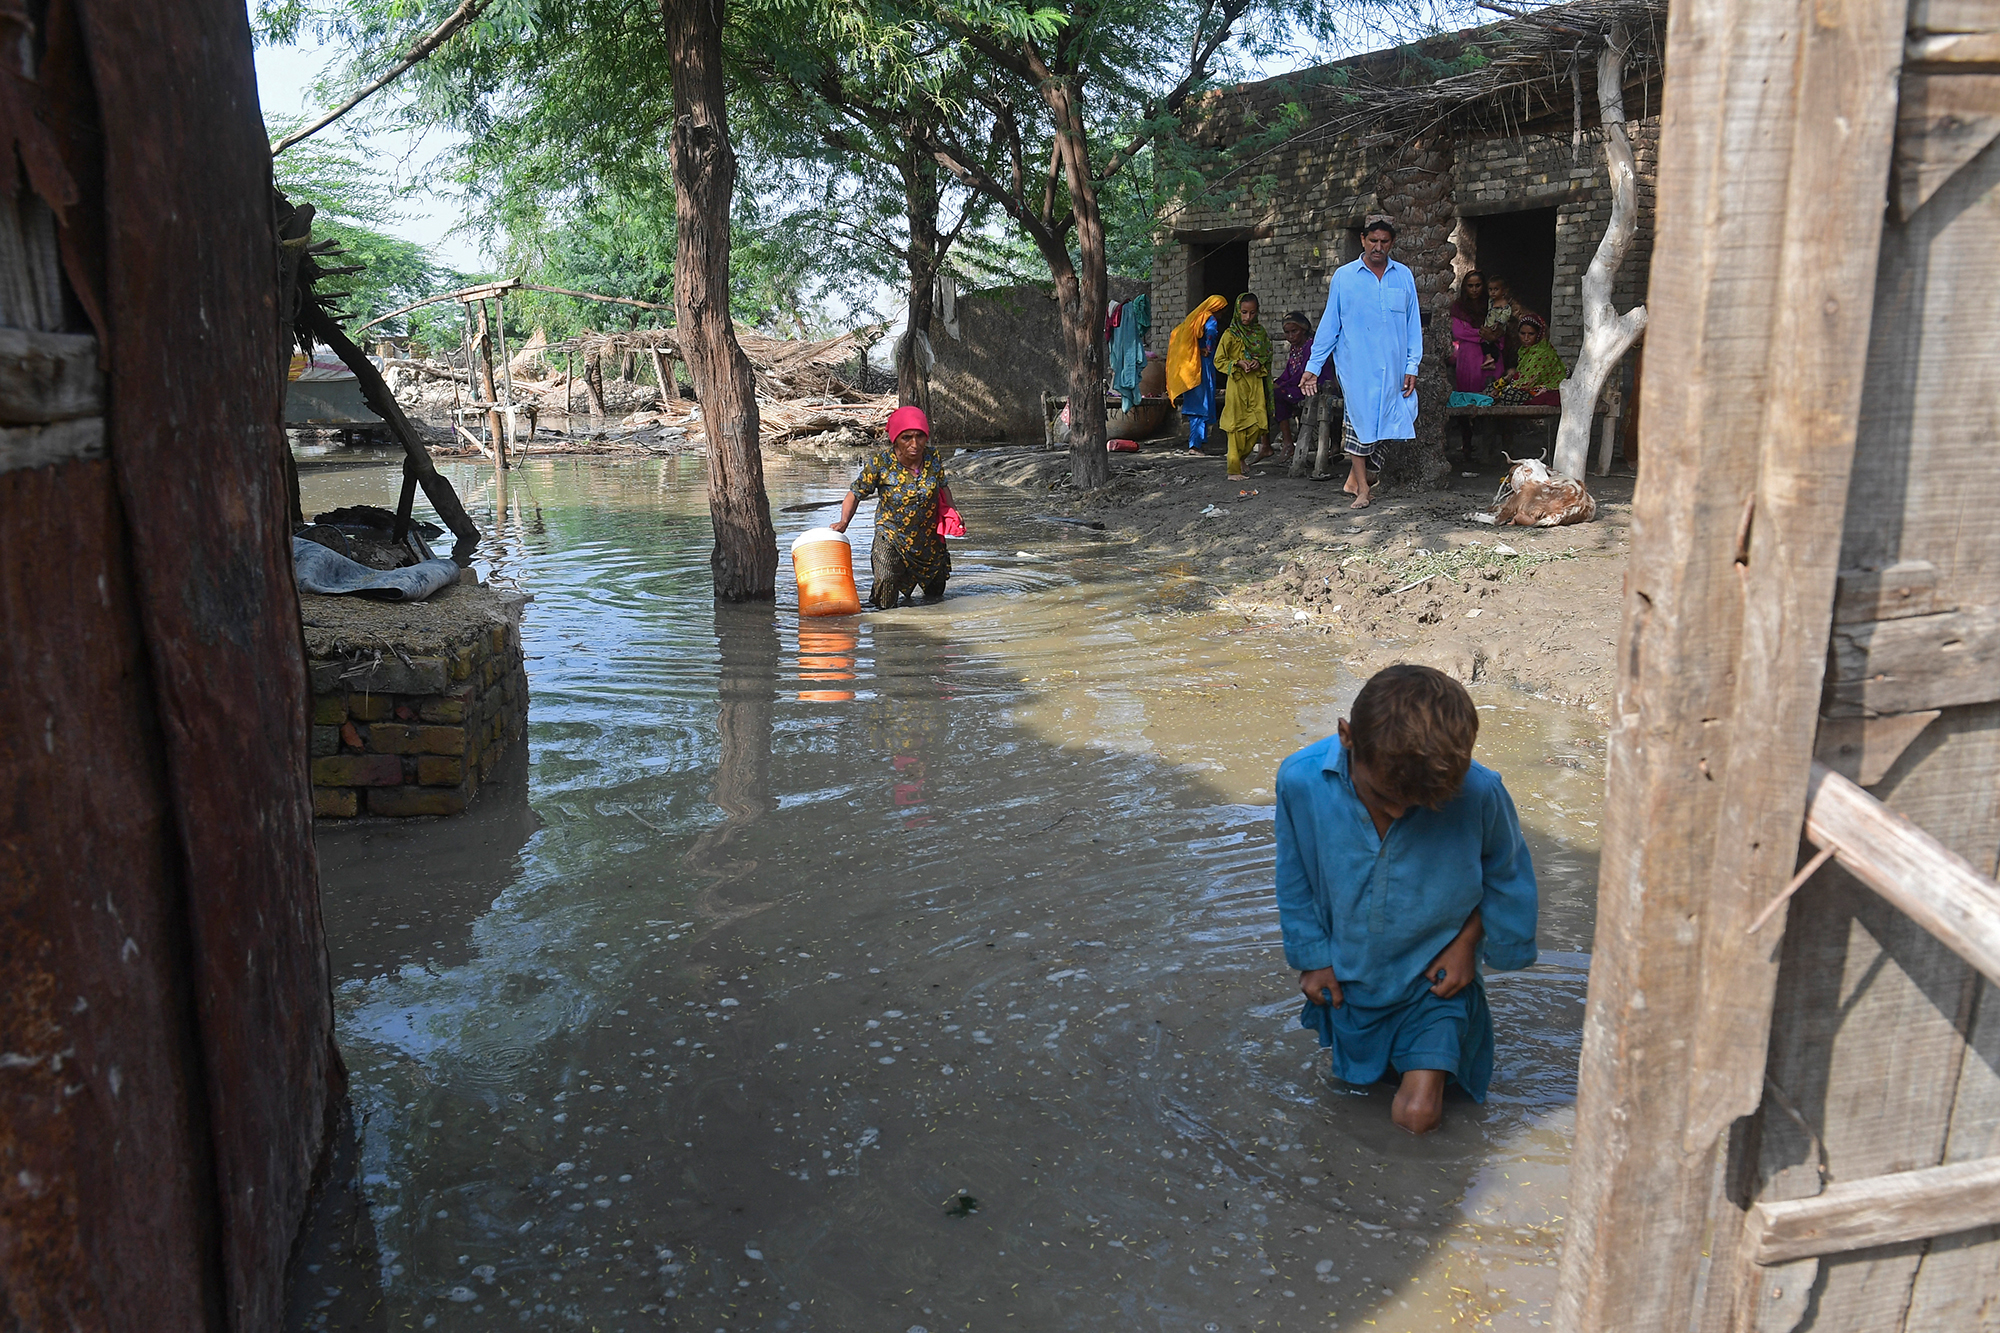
[{"x1": 1450, "y1": 271, "x2": 1502, "y2": 460}]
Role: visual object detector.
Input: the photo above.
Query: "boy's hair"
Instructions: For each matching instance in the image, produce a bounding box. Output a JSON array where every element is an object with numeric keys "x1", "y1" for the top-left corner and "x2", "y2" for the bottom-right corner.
[{"x1": 1347, "y1": 664, "x2": 1479, "y2": 808}]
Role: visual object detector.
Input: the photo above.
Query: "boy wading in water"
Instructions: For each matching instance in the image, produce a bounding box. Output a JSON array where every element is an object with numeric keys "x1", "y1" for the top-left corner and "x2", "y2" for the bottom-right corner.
[{"x1": 1273, "y1": 665, "x2": 1538, "y2": 1133}]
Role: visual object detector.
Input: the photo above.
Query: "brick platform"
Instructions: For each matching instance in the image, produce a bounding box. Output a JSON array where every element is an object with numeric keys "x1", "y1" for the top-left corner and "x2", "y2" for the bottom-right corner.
[{"x1": 301, "y1": 580, "x2": 529, "y2": 818}]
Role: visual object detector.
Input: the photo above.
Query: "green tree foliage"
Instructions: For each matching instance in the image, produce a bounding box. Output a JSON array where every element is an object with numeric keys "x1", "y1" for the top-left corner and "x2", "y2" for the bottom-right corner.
[
  {"x1": 267, "y1": 116, "x2": 463, "y2": 335},
  {"x1": 264, "y1": 0, "x2": 847, "y2": 334}
]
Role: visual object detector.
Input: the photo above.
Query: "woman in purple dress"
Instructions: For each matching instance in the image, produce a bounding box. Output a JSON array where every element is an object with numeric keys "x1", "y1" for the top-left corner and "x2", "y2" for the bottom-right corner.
[{"x1": 1256, "y1": 311, "x2": 1315, "y2": 464}]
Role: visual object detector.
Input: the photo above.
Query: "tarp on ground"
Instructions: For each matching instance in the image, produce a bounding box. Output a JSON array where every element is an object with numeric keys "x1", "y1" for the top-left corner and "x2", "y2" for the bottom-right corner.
[{"x1": 292, "y1": 536, "x2": 461, "y2": 601}]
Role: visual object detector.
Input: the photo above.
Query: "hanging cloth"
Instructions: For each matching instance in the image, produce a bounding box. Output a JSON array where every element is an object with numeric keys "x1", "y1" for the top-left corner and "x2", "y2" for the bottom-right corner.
[
  {"x1": 935, "y1": 270, "x2": 961, "y2": 341},
  {"x1": 1109, "y1": 292, "x2": 1152, "y2": 411}
]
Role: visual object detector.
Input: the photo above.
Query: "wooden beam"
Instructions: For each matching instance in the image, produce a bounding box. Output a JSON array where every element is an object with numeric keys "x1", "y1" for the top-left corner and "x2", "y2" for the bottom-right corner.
[
  {"x1": 1826, "y1": 605, "x2": 2000, "y2": 715},
  {"x1": 1803, "y1": 760, "x2": 2000, "y2": 990},
  {"x1": 1812, "y1": 710, "x2": 1939, "y2": 786},
  {"x1": 349, "y1": 279, "x2": 524, "y2": 335},
  {"x1": 352, "y1": 279, "x2": 668, "y2": 336},
  {"x1": 268, "y1": 0, "x2": 492, "y2": 157},
  {"x1": 1681, "y1": 0, "x2": 1910, "y2": 1155},
  {"x1": 1832, "y1": 561, "x2": 1939, "y2": 623},
  {"x1": 0, "y1": 329, "x2": 102, "y2": 424},
  {"x1": 1746, "y1": 1158, "x2": 2000, "y2": 1264},
  {"x1": 303, "y1": 302, "x2": 480, "y2": 544}
]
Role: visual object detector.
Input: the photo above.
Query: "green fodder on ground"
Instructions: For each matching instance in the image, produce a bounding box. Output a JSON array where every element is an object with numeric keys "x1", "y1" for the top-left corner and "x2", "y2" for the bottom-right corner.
[{"x1": 1339, "y1": 543, "x2": 1578, "y2": 592}]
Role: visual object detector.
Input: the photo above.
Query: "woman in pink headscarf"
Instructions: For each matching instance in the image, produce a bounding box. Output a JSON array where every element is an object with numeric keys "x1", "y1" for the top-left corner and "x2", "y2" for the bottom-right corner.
[{"x1": 832, "y1": 405, "x2": 958, "y2": 608}]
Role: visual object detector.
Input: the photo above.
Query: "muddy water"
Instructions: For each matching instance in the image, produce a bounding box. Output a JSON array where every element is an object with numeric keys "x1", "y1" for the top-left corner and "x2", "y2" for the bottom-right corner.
[{"x1": 296, "y1": 453, "x2": 1607, "y2": 1332}]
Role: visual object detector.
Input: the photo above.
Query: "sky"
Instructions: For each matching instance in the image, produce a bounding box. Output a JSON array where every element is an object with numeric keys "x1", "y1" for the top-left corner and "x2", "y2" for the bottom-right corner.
[{"x1": 255, "y1": 37, "x2": 486, "y2": 272}]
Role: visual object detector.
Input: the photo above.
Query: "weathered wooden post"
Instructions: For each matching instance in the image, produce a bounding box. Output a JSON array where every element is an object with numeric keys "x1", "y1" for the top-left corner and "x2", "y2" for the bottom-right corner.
[
  {"x1": 649, "y1": 343, "x2": 672, "y2": 407},
  {"x1": 3, "y1": 0, "x2": 345, "y2": 1321},
  {"x1": 474, "y1": 299, "x2": 507, "y2": 469},
  {"x1": 1555, "y1": 0, "x2": 1992, "y2": 1327}
]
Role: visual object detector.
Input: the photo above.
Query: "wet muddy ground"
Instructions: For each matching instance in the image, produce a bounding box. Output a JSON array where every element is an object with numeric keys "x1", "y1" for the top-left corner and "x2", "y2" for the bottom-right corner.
[{"x1": 292, "y1": 453, "x2": 1607, "y2": 1332}]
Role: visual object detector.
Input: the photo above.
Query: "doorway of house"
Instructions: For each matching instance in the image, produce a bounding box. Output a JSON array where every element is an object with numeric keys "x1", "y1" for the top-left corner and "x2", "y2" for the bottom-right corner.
[
  {"x1": 1467, "y1": 205, "x2": 1558, "y2": 326},
  {"x1": 1189, "y1": 236, "x2": 1249, "y2": 309}
]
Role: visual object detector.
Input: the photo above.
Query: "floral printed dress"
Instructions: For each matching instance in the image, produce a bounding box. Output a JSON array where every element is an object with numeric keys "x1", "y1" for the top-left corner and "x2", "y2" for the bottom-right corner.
[{"x1": 849, "y1": 446, "x2": 951, "y2": 606}]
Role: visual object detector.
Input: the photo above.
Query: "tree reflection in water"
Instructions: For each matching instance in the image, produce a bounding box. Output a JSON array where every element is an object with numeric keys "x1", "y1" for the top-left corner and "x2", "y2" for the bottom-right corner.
[{"x1": 684, "y1": 602, "x2": 781, "y2": 914}]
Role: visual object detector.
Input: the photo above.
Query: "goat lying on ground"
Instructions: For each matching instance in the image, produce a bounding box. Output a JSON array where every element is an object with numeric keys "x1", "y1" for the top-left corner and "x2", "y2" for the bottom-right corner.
[{"x1": 1466, "y1": 456, "x2": 1596, "y2": 527}]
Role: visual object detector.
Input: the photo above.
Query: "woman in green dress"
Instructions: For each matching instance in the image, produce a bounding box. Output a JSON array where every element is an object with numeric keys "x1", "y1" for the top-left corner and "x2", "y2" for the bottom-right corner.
[
  {"x1": 831, "y1": 405, "x2": 956, "y2": 608},
  {"x1": 1513, "y1": 317, "x2": 1568, "y2": 393}
]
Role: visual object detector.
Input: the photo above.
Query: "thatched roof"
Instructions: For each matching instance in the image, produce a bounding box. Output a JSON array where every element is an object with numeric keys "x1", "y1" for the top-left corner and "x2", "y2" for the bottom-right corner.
[{"x1": 1199, "y1": 0, "x2": 1665, "y2": 155}]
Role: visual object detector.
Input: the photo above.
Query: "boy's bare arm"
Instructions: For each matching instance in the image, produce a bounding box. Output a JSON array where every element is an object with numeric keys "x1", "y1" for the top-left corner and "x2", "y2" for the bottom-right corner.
[
  {"x1": 1426, "y1": 909, "x2": 1484, "y2": 998},
  {"x1": 1300, "y1": 967, "x2": 1343, "y2": 1007}
]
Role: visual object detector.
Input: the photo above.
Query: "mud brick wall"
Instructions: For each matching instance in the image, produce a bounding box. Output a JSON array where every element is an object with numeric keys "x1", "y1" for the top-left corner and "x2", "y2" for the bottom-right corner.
[{"x1": 307, "y1": 609, "x2": 528, "y2": 818}]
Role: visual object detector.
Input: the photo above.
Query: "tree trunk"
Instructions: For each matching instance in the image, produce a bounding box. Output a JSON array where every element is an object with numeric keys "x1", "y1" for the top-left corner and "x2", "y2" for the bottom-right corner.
[
  {"x1": 662, "y1": 0, "x2": 777, "y2": 600},
  {"x1": 619, "y1": 310, "x2": 639, "y2": 380},
  {"x1": 582, "y1": 350, "x2": 606, "y2": 422},
  {"x1": 1045, "y1": 79, "x2": 1110, "y2": 490},
  {"x1": 897, "y1": 143, "x2": 941, "y2": 415},
  {"x1": 1552, "y1": 23, "x2": 1649, "y2": 481}
]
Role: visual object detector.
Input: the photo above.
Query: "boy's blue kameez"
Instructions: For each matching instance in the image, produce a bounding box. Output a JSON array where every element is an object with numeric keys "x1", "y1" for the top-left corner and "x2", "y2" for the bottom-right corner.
[{"x1": 1273, "y1": 734, "x2": 1538, "y2": 1101}]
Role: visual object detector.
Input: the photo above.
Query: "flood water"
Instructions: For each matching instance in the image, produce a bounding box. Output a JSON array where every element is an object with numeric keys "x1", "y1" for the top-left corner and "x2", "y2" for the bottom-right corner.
[{"x1": 295, "y1": 452, "x2": 1607, "y2": 1332}]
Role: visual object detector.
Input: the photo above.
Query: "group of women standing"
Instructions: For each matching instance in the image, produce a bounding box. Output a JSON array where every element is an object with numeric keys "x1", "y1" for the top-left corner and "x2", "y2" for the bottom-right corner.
[{"x1": 1166, "y1": 292, "x2": 1317, "y2": 482}]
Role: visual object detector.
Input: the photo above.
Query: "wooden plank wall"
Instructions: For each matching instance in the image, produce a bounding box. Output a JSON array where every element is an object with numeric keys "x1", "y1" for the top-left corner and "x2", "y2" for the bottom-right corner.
[
  {"x1": 1555, "y1": 0, "x2": 1907, "y2": 1322},
  {"x1": 1561, "y1": 0, "x2": 2000, "y2": 1326},
  {"x1": 1730, "y1": 5, "x2": 2000, "y2": 1323}
]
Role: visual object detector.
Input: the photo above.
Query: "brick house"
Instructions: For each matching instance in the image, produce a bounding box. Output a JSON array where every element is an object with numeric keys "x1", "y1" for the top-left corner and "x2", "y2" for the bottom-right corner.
[{"x1": 1152, "y1": 0, "x2": 1663, "y2": 476}]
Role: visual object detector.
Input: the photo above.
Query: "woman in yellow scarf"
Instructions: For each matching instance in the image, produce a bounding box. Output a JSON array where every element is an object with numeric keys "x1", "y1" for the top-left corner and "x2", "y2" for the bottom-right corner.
[
  {"x1": 1212, "y1": 292, "x2": 1274, "y2": 479},
  {"x1": 1166, "y1": 294, "x2": 1229, "y2": 452}
]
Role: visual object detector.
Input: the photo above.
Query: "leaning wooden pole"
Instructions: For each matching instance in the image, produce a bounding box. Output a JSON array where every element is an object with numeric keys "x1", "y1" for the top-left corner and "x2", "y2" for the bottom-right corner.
[
  {"x1": 304, "y1": 302, "x2": 481, "y2": 546},
  {"x1": 1550, "y1": 23, "x2": 1648, "y2": 481},
  {"x1": 1555, "y1": 0, "x2": 1909, "y2": 1325},
  {"x1": 660, "y1": 0, "x2": 777, "y2": 600}
]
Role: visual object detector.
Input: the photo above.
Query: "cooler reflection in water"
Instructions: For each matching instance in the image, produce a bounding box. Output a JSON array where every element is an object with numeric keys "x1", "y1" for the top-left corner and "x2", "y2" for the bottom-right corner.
[{"x1": 795, "y1": 622, "x2": 858, "y2": 703}]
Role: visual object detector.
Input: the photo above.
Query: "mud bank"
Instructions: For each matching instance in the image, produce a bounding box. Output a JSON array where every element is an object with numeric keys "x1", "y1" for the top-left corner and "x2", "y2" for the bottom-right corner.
[{"x1": 956, "y1": 445, "x2": 1633, "y2": 713}]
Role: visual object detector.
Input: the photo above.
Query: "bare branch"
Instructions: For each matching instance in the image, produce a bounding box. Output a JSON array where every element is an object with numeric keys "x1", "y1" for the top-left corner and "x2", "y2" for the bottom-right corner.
[{"x1": 272, "y1": 0, "x2": 493, "y2": 157}]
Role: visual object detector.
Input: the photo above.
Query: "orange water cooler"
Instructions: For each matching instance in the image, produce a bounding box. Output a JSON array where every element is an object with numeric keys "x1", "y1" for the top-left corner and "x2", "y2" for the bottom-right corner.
[{"x1": 791, "y1": 526, "x2": 862, "y2": 617}]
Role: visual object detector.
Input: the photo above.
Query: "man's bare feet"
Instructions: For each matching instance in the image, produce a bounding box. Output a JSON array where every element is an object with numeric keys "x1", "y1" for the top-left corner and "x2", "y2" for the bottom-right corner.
[
  {"x1": 1391, "y1": 1069, "x2": 1446, "y2": 1134},
  {"x1": 1350, "y1": 490, "x2": 1372, "y2": 509}
]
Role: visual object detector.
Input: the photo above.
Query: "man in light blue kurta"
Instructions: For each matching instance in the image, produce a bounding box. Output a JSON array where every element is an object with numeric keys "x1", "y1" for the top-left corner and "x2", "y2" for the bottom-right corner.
[
  {"x1": 1273, "y1": 729, "x2": 1538, "y2": 1113},
  {"x1": 1300, "y1": 217, "x2": 1426, "y2": 508}
]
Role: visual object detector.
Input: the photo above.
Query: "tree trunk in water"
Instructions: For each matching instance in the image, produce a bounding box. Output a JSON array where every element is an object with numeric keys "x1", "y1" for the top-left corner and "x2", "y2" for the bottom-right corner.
[
  {"x1": 1045, "y1": 80, "x2": 1110, "y2": 490},
  {"x1": 661, "y1": 0, "x2": 777, "y2": 600},
  {"x1": 897, "y1": 143, "x2": 941, "y2": 415},
  {"x1": 1552, "y1": 22, "x2": 1648, "y2": 481}
]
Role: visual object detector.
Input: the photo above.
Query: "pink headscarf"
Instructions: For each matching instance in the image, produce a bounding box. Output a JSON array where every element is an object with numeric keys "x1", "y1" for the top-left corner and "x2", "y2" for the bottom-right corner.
[{"x1": 886, "y1": 405, "x2": 930, "y2": 443}]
